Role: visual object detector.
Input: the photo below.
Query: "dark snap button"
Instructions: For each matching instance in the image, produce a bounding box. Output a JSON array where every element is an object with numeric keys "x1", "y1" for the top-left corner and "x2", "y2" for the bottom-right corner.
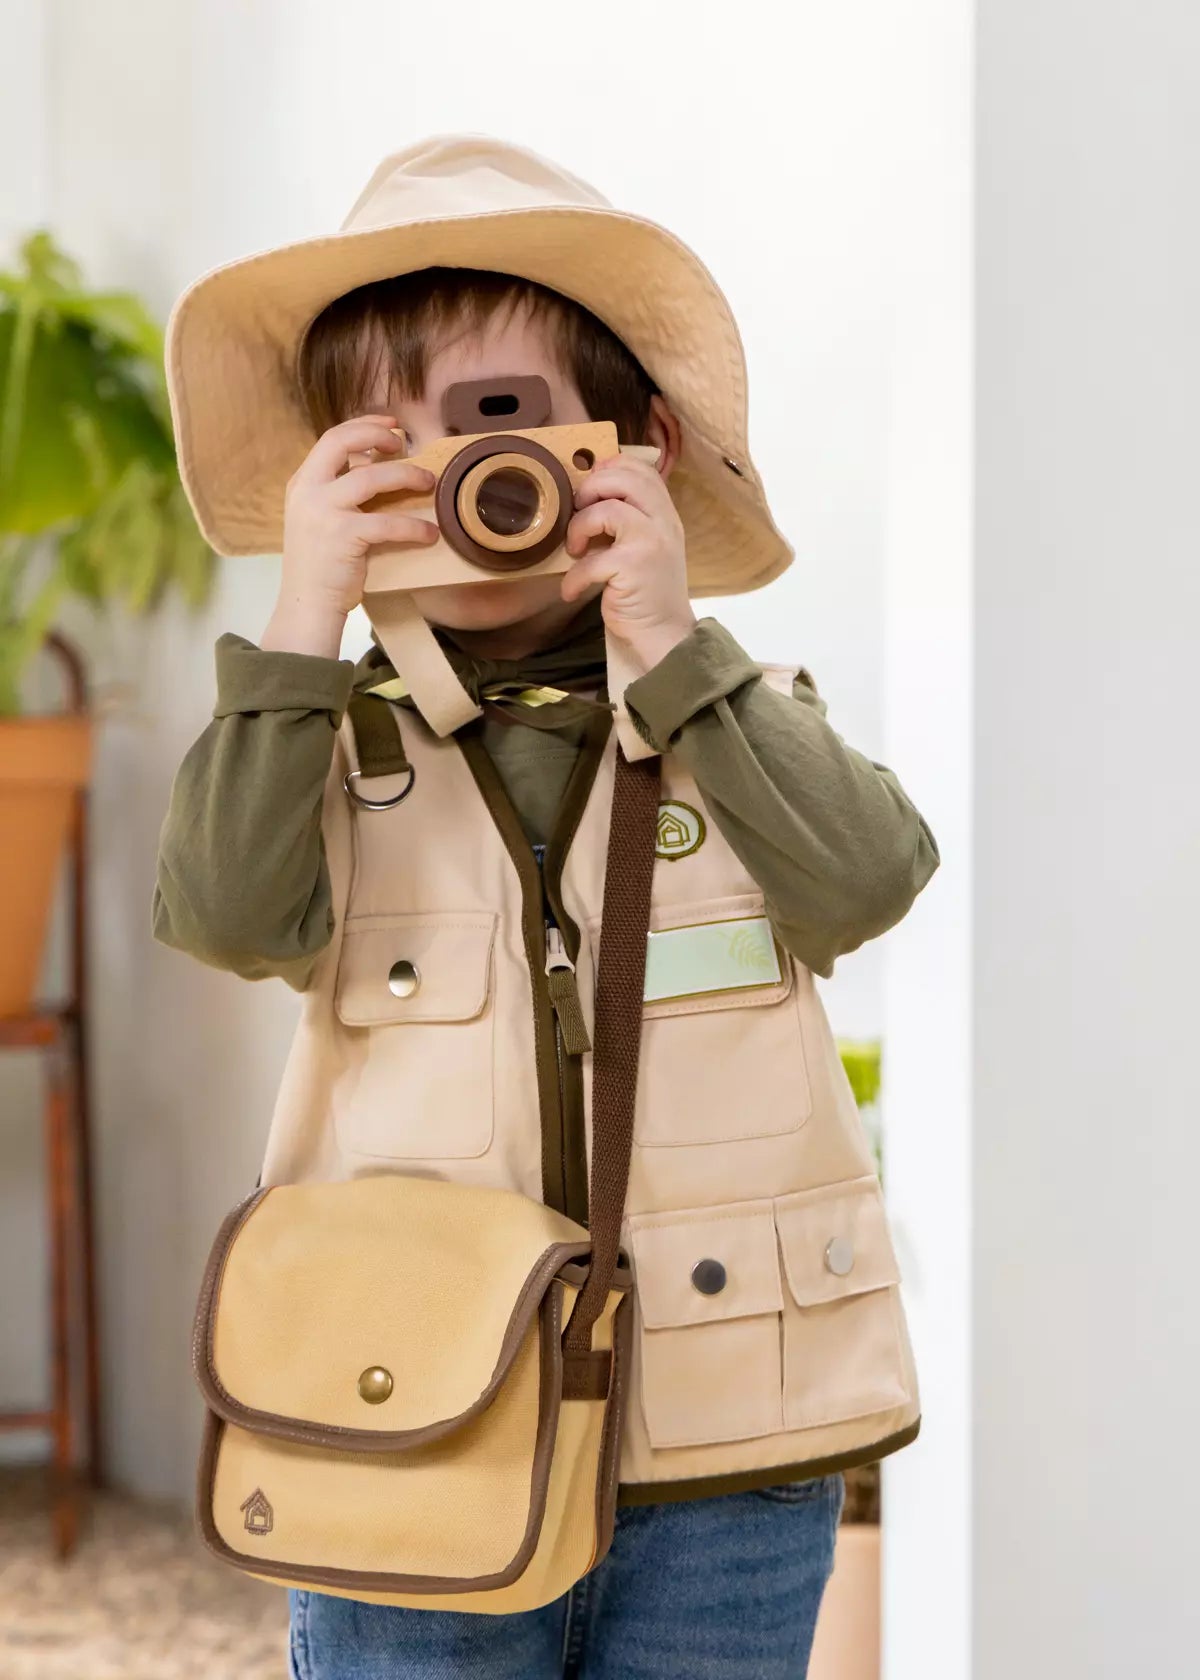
[{"x1": 691, "y1": 1258, "x2": 727, "y2": 1296}]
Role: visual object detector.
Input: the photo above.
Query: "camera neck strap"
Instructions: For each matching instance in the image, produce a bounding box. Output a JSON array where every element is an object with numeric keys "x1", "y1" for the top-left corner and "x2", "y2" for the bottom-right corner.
[{"x1": 362, "y1": 587, "x2": 659, "y2": 762}]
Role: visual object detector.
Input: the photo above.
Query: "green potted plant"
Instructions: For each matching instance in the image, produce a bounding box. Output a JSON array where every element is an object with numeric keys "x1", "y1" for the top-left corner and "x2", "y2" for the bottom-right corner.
[
  {"x1": 809, "y1": 1039, "x2": 885, "y2": 1680},
  {"x1": 0, "y1": 230, "x2": 212, "y2": 1016}
]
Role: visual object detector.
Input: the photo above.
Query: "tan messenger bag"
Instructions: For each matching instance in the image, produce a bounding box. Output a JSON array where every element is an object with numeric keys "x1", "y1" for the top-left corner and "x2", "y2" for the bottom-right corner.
[{"x1": 191, "y1": 749, "x2": 661, "y2": 1613}]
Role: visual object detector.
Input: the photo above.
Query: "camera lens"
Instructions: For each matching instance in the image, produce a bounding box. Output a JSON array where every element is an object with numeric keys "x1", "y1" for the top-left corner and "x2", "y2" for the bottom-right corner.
[{"x1": 474, "y1": 466, "x2": 543, "y2": 537}]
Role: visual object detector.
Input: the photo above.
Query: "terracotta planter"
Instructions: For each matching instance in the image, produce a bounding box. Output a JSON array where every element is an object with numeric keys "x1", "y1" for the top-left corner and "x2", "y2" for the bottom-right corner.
[
  {"x1": 809, "y1": 1522, "x2": 881, "y2": 1680},
  {"x1": 0, "y1": 713, "x2": 93, "y2": 1018}
]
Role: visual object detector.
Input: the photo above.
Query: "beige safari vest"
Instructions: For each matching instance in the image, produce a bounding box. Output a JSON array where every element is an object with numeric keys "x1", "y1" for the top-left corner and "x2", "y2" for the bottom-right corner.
[{"x1": 258, "y1": 664, "x2": 920, "y2": 1501}]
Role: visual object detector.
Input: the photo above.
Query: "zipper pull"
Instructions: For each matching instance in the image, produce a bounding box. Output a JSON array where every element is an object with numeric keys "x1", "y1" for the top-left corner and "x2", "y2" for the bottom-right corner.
[{"x1": 545, "y1": 924, "x2": 592, "y2": 1055}]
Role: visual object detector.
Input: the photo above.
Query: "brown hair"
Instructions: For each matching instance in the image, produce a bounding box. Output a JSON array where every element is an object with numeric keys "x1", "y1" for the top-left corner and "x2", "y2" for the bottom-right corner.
[{"x1": 296, "y1": 267, "x2": 659, "y2": 445}]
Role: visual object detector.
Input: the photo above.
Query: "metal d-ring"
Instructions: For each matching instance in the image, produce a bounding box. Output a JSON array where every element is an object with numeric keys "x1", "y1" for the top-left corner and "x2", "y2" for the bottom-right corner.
[{"x1": 343, "y1": 765, "x2": 416, "y2": 811}]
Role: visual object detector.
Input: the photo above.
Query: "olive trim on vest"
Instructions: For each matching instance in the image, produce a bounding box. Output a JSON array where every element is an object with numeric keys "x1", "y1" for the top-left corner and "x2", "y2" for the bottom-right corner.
[
  {"x1": 614, "y1": 1416, "x2": 922, "y2": 1507},
  {"x1": 454, "y1": 713, "x2": 611, "y2": 1226}
]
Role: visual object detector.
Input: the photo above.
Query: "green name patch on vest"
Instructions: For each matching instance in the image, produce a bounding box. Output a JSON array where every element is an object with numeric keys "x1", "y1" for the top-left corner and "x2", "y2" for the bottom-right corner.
[{"x1": 644, "y1": 916, "x2": 783, "y2": 1004}]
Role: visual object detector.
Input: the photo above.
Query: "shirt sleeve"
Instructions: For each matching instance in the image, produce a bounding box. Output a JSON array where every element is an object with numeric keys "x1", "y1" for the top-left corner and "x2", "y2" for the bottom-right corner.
[
  {"x1": 622, "y1": 618, "x2": 940, "y2": 977},
  {"x1": 151, "y1": 632, "x2": 355, "y2": 989}
]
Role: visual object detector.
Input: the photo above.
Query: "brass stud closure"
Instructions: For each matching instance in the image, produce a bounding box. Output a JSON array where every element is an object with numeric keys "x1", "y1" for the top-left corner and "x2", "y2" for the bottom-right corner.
[{"x1": 357, "y1": 1365, "x2": 394, "y2": 1405}]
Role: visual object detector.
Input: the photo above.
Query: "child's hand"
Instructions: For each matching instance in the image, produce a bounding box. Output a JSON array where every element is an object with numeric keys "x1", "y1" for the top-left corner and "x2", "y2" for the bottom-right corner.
[
  {"x1": 560, "y1": 453, "x2": 697, "y2": 672},
  {"x1": 263, "y1": 416, "x2": 439, "y2": 658}
]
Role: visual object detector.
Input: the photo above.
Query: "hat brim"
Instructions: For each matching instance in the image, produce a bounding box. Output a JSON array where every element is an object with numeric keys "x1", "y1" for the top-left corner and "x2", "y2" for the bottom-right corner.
[{"x1": 165, "y1": 203, "x2": 792, "y2": 596}]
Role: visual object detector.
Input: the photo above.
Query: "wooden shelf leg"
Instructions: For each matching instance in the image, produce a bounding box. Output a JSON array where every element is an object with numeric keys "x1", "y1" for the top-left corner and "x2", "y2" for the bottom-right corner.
[
  {"x1": 45, "y1": 1032, "x2": 79, "y2": 1560},
  {"x1": 69, "y1": 1009, "x2": 101, "y2": 1490}
]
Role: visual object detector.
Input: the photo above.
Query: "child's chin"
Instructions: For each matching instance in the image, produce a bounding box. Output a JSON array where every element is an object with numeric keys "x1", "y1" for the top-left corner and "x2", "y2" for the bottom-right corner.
[{"x1": 420, "y1": 578, "x2": 561, "y2": 630}]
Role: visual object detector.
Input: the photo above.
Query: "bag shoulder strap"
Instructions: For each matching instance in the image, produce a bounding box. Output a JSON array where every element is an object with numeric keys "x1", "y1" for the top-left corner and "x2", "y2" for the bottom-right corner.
[{"x1": 563, "y1": 746, "x2": 661, "y2": 1356}]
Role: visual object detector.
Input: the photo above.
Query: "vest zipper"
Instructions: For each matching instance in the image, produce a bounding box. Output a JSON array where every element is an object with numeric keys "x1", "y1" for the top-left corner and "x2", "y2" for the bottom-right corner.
[
  {"x1": 536, "y1": 848, "x2": 591, "y2": 1220},
  {"x1": 532, "y1": 843, "x2": 573, "y2": 1226}
]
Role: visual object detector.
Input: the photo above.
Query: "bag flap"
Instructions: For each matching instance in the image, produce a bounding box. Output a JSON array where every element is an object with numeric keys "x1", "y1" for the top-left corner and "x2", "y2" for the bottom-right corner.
[
  {"x1": 626, "y1": 1199, "x2": 783, "y2": 1328},
  {"x1": 334, "y1": 911, "x2": 497, "y2": 1027},
  {"x1": 773, "y1": 1176, "x2": 900, "y2": 1307},
  {"x1": 194, "y1": 1174, "x2": 591, "y2": 1449}
]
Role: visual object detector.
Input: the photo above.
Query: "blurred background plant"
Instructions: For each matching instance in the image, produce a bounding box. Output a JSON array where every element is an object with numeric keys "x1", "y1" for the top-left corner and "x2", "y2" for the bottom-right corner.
[
  {"x1": 839, "y1": 1038, "x2": 883, "y2": 1178},
  {"x1": 0, "y1": 229, "x2": 212, "y2": 714}
]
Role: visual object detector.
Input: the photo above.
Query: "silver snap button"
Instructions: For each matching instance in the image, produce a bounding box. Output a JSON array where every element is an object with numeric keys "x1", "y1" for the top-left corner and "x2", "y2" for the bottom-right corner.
[
  {"x1": 824, "y1": 1236, "x2": 855, "y2": 1277},
  {"x1": 691, "y1": 1258, "x2": 727, "y2": 1296},
  {"x1": 388, "y1": 959, "x2": 420, "y2": 998}
]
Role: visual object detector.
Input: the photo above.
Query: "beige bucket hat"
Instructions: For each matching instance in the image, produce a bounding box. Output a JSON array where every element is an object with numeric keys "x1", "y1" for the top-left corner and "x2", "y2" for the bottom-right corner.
[{"x1": 165, "y1": 132, "x2": 793, "y2": 599}]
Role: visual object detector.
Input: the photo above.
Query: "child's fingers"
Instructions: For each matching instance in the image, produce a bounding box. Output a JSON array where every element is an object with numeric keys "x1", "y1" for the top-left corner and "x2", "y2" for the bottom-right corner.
[
  {"x1": 560, "y1": 548, "x2": 620, "y2": 604},
  {"x1": 573, "y1": 458, "x2": 664, "y2": 519},
  {"x1": 356, "y1": 510, "x2": 440, "y2": 548},
  {"x1": 335, "y1": 458, "x2": 435, "y2": 509},
  {"x1": 565, "y1": 499, "x2": 636, "y2": 557},
  {"x1": 297, "y1": 417, "x2": 407, "y2": 486}
]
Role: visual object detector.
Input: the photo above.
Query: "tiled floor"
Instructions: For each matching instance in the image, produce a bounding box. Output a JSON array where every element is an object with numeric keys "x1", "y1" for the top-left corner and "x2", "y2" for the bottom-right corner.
[{"x1": 0, "y1": 1470, "x2": 289, "y2": 1679}]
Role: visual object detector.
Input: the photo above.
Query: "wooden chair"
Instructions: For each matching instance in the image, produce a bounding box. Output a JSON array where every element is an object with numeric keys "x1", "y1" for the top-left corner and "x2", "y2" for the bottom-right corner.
[{"x1": 0, "y1": 634, "x2": 100, "y2": 1556}]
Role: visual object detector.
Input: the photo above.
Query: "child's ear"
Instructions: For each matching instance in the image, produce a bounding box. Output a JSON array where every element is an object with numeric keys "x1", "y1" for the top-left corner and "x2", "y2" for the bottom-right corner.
[{"x1": 644, "y1": 394, "x2": 682, "y2": 480}]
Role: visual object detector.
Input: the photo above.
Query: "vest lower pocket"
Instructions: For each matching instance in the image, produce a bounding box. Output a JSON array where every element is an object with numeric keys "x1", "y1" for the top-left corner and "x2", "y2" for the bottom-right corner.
[
  {"x1": 626, "y1": 1181, "x2": 911, "y2": 1451},
  {"x1": 332, "y1": 911, "x2": 497, "y2": 1160},
  {"x1": 587, "y1": 894, "x2": 813, "y2": 1148},
  {"x1": 773, "y1": 1180, "x2": 911, "y2": 1432},
  {"x1": 629, "y1": 1200, "x2": 785, "y2": 1448}
]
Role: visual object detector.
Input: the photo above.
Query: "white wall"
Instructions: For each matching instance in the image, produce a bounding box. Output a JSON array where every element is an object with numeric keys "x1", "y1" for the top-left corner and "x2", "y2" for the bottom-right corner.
[
  {"x1": 971, "y1": 2, "x2": 1200, "y2": 1673},
  {"x1": 876, "y1": 3, "x2": 974, "y2": 1676},
  {"x1": 1, "y1": 0, "x2": 913, "y2": 1496}
]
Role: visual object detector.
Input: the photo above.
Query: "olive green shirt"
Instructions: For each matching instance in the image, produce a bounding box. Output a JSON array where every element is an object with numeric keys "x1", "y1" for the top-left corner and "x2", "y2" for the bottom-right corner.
[{"x1": 152, "y1": 618, "x2": 939, "y2": 988}]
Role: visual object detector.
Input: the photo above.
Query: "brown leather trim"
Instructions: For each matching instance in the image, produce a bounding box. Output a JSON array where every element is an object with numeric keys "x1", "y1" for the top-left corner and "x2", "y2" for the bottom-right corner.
[
  {"x1": 190, "y1": 1187, "x2": 268, "y2": 1389},
  {"x1": 195, "y1": 1211, "x2": 589, "y2": 1451},
  {"x1": 197, "y1": 1280, "x2": 568, "y2": 1595},
  {"x1": 615, "y1": 1417, "x2": 923, "y2": 1507}
]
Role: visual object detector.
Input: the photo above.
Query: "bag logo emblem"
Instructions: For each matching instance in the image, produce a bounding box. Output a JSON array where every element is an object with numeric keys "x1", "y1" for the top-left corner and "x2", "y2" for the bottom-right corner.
[
  {"x1": 655, "y1": 801, "x2": 705, "y2": 861},
  {"x1": 240, "y1": 1488, "x2": 274, "y2": 1536}
]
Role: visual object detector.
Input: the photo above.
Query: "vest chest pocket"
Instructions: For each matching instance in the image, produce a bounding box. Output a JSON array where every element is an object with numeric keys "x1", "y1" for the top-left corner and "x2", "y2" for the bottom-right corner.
[
  {"x1": 333, "y1": 911, "x2": 497, "y2": 1161},
  {"x1": 587, "y1": 893, "x2": 813, "y2": 1148},
  {"x1": 626, "y1": 1180, "x2": 911, "y2": 1451}
]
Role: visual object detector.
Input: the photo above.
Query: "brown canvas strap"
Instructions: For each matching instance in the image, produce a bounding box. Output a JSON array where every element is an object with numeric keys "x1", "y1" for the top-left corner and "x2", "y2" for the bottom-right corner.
[
  {"x1": 563, "y1": 747, "x2": 661, "y2": 1358},
  {"x1": 344, "y1": 687, "x2": 659, "y2": 1357}
]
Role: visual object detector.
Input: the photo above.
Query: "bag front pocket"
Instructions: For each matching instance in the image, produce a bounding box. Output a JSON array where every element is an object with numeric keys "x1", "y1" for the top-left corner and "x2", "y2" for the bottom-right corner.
[
  {"x1": 588, "y1": 894, "x2": 813, "y2": 1148},
  {"x1": 773, "y1": 1178, "x2": 911, "y2": 1432},
  {"x1": 333, "y1": 910, "x2": 497, "y2": 1160},
  {"x1": 626, "y1": 1200, "x2": 786, "y2": 1448}
]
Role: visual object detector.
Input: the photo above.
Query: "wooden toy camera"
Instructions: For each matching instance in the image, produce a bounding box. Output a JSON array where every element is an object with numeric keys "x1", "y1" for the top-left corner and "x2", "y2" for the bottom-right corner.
[{"x1": 357, "y1": 374, "x2": 659, "y2": 600}]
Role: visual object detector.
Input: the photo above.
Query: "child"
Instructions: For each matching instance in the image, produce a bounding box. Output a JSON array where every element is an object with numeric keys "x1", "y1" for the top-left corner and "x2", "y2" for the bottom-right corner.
[{"x1": 157, "y1": 135, "x2": 938, "y2": 1680}]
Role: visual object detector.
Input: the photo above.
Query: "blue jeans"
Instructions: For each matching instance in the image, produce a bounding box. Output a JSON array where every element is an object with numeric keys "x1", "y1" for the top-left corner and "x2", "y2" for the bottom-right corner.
[{"x1": 287, "y1": 1473, "x2": 844, "y2": 1680}]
